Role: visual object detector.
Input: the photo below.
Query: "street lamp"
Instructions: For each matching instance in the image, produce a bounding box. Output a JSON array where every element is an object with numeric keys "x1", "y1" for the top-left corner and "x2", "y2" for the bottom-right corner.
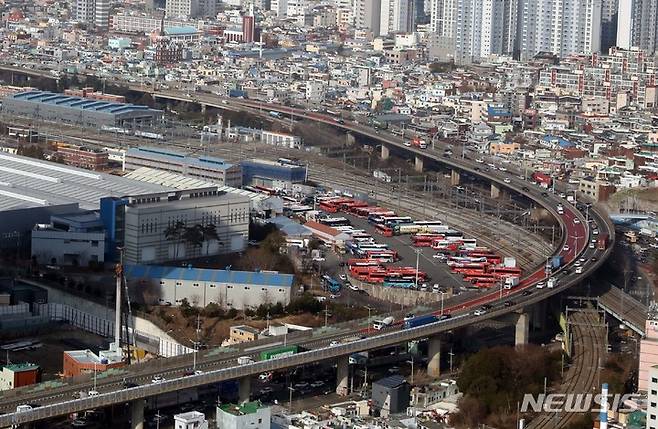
[
  {"x1": 364, "y1": 305, "x2": 374, "y2": 333},
  {"x1": 414, "y1": 249, "x2": 422, "y2": 288},
  {"x1": 439, "y1": 291, "x2": 447, "y2": 315}
]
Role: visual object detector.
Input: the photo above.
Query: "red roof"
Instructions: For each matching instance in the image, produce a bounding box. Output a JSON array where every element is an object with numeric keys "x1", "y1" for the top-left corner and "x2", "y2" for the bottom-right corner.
[{"x1": 304, "y1": 221, "x2": 342, "y2": 237}]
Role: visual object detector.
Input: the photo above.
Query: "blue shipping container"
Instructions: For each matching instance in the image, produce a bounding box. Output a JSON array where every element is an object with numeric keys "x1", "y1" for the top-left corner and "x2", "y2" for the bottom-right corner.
[
  {"x1": 404, "y1": 315, "x2": 437, "y2": 329},
  {"x1": 552, "y1": 255, "x2": 564, "y2": 269}
]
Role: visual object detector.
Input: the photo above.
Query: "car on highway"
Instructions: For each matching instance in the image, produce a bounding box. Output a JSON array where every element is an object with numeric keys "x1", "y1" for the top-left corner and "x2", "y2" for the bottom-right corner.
[
  {"x1": 504, "y1": 178, "x2": 511, "y2": 184},
  {"x1": 499, "y1": 167, "x2": 507, "y2": 171},
  {"x1": 573, "y1": 218, "x2": 580, "y2": 224},
  {"x1": 589, "y1": 242, "x2": 596, "y2": 249},
  {"x1": 151, "y1": 376, "x2": 165, "y2": 384},
  {"x1": 438, "y1": 314, "x2": 452, "y2": 320},
  {"x1": 349, "y1": 284, "x2": 359, "y2": 291},
  {"x1": 339, "y1": 274, "x2": 347, "y2": 281},
  {"x1": 88, "y1": 390, "x2": 100, "y2": 397},
  {"x1": 433, "y1": 253, "x2": 446, "y2": 260},
  {"x1": 259, "y1": 372, "x2": 273, "y2": 381},
  {"x1": 294, "y1": 382, "x2": 309, "y2": 389},
  {"x1": 473, "y1": 309, "x2": 487, "y2": 316},
  {"x1": 404, "y1": 141, "x2": 411, "y2": 146},
  {"x1": 330, "y1": 294, "x2": 340, "y2": 299},
  {"x1": 536, "y1": 282, "x2": 545, "y2": 289},
  {"x1": 521, "y1": 290, "x2": 533, "y2": 296},
  {"x1": 123, "y1": 380, "x2": 138, "y2": 389},
  {"x1": 311, "y1": 381, "x2": 325, "y2": 388},
  {"x1": 563, "y1": 245, "x2": 570, "y2": 251},
  {"x1": 591, "y1": 257, "x2": 597, "y2": 262},
  {"x1": 575, "y1": 266, "x2": 584, "y2": 274},
  {"x1": 593, "y1": 229, "x2": 599, "y2": 235},
  {"x1": 404, "y1": 313, "x2": 415, "y2": 321},
  {"x1": 504, "y1": 300, "x2": 516, "y2": 307},
  {"x1": 330, "y1": 341, "x2": 340, "y2": 347},
  {"x1": 476, "y1": 158, "x2": 484, "y2": 163}
]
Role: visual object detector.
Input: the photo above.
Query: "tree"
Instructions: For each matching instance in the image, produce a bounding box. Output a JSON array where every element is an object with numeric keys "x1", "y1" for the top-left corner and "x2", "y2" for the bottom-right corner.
[
  {"x1": 201, "y1": 223, "x2": 222, "y2": 256},
  {"x1": 164, "y1": 221, "x2": 185, "y2": 260},
  {"x1": 182, "y1": 225, "x2": 204, "y2": 258}
]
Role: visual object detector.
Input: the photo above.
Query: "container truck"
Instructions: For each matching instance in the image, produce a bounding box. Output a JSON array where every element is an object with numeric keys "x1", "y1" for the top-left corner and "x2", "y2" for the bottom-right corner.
[
  {"x1": 547, "y1": 277, "x2": 557, "y2": 289},
  {"x1": 503, "y1": 276, "x2": 519, "y2": 289},
  {"x1": 259, "y1": 345, "x2": 299, "y2": 360},
  {"x1": 237, "y1": 356, "x2": 254, "y2": 365},
  {"x1": 373, "y1": 316, "x2": 395, "y2": 330},
  {"x1": 597, "y1": 234, "x2": 609, "y2": 251},
  {"x1": 552, "y1": 255, "x2": 564, "y2": 270},
  {"x1": 403, "y1": 314, "x2": 437, "y2": 329}
]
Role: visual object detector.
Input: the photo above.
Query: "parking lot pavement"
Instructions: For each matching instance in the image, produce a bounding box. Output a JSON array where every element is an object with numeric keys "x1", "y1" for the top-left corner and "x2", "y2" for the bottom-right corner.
[{"x1": 341, "y1": 214, "x2": 469, "y2": 290}]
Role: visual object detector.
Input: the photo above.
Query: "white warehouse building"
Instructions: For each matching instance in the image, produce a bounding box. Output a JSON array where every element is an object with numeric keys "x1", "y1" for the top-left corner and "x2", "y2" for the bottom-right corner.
[{"x1": 125, "y1": 265, "x2": 294, "y2": 309}]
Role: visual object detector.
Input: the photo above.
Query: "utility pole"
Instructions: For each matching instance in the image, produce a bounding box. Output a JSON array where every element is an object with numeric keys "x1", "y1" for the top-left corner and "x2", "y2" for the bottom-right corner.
[
  {"x1": 288, "y1": 385, "x2": 295, "y2": 411},
  {"x1": 449, "y1": 348, "x2": 454, "y2": 373}
]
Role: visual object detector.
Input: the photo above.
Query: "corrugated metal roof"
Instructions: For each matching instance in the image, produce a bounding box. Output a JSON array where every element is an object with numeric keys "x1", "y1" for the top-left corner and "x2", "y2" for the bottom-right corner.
[
  {"x1": 125, "y1": 265, "x2": 294, "y2": 287},
  {"x1": 9, "y1": 91, "x2": 161, "y2": 116},
  {"x1": 0, "y1": 153, "x2": 170, "y2": 212},
  {"x1": 124, "y1": 167, "x2": 269, "y2": 203}
]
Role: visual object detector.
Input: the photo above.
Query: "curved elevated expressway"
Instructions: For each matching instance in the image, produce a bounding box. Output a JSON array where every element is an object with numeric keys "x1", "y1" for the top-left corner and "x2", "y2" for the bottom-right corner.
[{"x1": 0, "y1": 89, "x2": 615, "y2": 427}]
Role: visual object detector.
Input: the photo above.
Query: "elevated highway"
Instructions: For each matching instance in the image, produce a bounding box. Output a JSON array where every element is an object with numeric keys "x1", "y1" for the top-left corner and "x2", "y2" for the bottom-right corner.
[{"x1": 0, "y1": 77, "x2": 616, "y2": 427}]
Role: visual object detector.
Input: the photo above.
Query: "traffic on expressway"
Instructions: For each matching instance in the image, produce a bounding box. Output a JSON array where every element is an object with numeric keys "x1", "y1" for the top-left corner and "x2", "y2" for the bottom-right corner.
[{"x1": 0, "y1": 91, "x2": 615, "y2": 427}]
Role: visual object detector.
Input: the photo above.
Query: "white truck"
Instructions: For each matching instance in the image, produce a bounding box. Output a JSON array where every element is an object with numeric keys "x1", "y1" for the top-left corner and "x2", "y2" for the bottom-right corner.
[
  {"x1": 373, "y1": 316, "x2": 395, "y2": 330},
  {"x1": 547, "y1": 277, "x2": 557, "y2": 289},
  {"x1": 503, "y1": 277, "x2": 520, "y2": 289},
  {"x1": 238, "y1": 356, "x2": 255, "y2": 365}
]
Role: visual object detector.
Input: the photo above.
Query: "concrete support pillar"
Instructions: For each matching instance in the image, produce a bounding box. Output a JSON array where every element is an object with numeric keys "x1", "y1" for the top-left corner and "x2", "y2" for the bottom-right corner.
[
  {"x1": 381, "y1": 145, "x2": 390, "y2": 160},
  {"x1": 515, "y1": 312, "x2": 530, "y2": 346},
  {"x1": 336, "y1": 356, "x2": 350, "y2": 396},
  {"x1": 414, "y1": 155, "x2": 424, "y2": 172},
  {"x1": 346, "y1": 132, "x2": 356, "y2": 145},
  {"x1": 427, "y1": 336, "x2": 441, "y2": 378},
  {"x1": 239, "y1": 376, "x2": 251, "y2": 404},
  {"x1": 491, "y1": 183, "x2": 501, "y2": 199},
  {"x1": 130, "y1": 398, "x2": 145, "y2": 429},
  {"x1": 201, "y1": 103, "x2": 207, "y2": 114},
  {"x1": 450, "y1": 170, "x2": 460, "y2": 186},
  {"x1": 531, "y1": 300, "x2": 547, "y2": 332}
]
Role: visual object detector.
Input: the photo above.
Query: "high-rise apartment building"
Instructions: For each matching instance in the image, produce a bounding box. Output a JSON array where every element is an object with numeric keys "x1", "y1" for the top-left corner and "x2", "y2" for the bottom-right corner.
[
  {"x1": 353, "y1": 0, "x2": 382, "y2": 34},
  {"x1": 270, "y1": 0, "x2": 288, "y2": 17},
  {"x1": 519, "y1": 0, "x2": 601, "y2": 61},
  {"x1": 429, "y1": 0, "x2": 455, "y2": 36},
  {"x1": 165, "y1": 0, "x2": 200, "y2": 18},
  {"x1": 616, "y1": 0, "x2": 658, "y2": 54},
  {"x1": 380, "y1": 0, "x2": 414, "y2": 35},
  {"x1": 75, "y1": 0, "x2": 109, "y2": 29},
  {"x1": 600, "y1": 0, "x2": 618, "y2": 53},
  {"x1": 453, "y1": 0, "x2": 517, "y2": 64}
]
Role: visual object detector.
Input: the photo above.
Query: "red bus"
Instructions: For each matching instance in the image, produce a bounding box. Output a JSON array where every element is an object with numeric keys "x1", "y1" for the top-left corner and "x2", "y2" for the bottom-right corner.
[
  {"x1": 347, "y1": 258, "x2": 382, "y2": 268},
  {"x1": 366, "y1": 270, "x2": 387, "y2": 283},
  {"x1": 319, "y1": 201, "x2": 339, "y2": 213},
  {"x1": 412, "y1": 234, "x2": 444, "y2": 247},
  {"x1": 365, "y1": 249, "x2": 398, "y2": 260},
  {"x1": 491, "y1": 266, "x2": 522, "y2": 278},
  {"x1": 375, "y1": 224, "x2": 394, "y2": 237}
]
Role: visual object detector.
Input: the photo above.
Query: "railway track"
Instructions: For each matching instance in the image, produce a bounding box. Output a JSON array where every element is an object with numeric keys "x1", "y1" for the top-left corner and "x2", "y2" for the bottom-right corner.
[{"x1": 527, "y1": 308, "x2": 605, "y2": 428}]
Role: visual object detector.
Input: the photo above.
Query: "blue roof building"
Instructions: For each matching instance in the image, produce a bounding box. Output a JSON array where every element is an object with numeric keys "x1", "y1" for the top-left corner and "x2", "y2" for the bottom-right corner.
[
  {"x1": 2, "y1": 91, "x2": 163, "y2": 128},
  {"x1": 125, "y1": 147, "x2": 243, "y2": 187}
]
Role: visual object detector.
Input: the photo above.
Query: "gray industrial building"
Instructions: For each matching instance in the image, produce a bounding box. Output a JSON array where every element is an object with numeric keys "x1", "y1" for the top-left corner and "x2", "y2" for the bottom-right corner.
[
  {"x1": 2, "y1": 91, "x2": 163, "y2": 128},
  {"x1": 0, "y1": 152, "x2": 166, "y2": 250}
]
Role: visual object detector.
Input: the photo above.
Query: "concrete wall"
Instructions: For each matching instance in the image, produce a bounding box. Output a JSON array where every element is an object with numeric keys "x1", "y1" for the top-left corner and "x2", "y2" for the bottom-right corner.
[
  {"x1": 351, "y1": 278, "x2": 447, "y2": 307},
  {"x1": 18, "y1": 279, "x2": 190, "y2": 357}
]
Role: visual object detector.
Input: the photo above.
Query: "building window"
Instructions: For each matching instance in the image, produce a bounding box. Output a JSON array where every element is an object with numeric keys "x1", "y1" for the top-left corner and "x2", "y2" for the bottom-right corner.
[
  {"x1": 176, "y1": 282, "x2": 182, "y2": 286},
  {"x1": 160, "y1": 281, "x2": 165, "y2": 285},
  {"x1": 654, "y1": 377, "x2": 658, "y2": 383},
  {"x1": 91, "y1": 241, "x2": 99, "y2": 247},
  {"x1": 193, "y1": 283, "x2": 199, "y2": 287},
  {"x1": 210, "y1": 284, "x2": 216, "y2": 288}
]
